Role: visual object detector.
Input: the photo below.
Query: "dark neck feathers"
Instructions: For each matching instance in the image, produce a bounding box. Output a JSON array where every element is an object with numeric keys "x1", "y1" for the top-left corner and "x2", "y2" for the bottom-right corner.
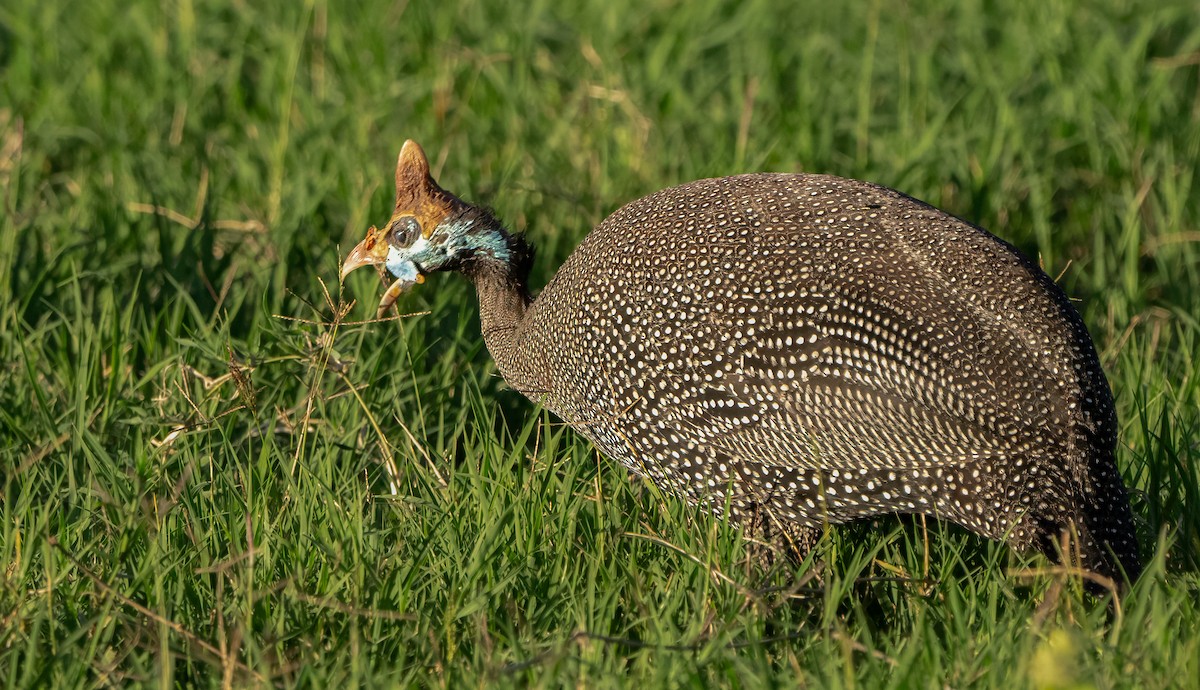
[{"x1": 461, "y1": 208, "x2": 535, "y2": 377}]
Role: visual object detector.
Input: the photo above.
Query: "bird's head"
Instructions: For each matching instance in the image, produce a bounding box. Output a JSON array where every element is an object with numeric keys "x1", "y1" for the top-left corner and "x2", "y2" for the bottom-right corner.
[{"x1": 341, "y1": 140, "x2": 525, "y2": 317}]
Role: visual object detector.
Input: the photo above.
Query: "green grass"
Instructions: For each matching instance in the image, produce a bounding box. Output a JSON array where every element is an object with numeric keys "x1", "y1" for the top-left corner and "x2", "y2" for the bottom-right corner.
[{"x1": 2, "y1": 0, "x2": 1199, "y2": 686}]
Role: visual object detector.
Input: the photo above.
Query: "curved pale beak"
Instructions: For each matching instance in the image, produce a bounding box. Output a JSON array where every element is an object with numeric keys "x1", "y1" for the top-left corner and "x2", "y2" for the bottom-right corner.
[
  {"x1": 340, "y1": 225, "x2": 424, "y2": 318},
  {"x1": 340, "y1": 226, "x2": 388, "y2": 283}
]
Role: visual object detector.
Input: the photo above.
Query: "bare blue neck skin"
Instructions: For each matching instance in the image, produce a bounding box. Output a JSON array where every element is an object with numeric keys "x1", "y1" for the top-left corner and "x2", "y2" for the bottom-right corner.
[{"x1": 384, "y1": 218, "x2": 512, "y2": 280}]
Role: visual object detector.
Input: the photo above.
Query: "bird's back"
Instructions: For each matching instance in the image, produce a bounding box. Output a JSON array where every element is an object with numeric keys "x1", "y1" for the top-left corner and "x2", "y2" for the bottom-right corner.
[{"x1": 503, "y1": 172, "x2": 1135, "y2": 580}]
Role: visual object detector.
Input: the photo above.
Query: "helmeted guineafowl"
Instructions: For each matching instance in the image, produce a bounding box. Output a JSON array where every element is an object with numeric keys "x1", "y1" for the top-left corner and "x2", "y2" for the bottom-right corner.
[{"x1": 341, "y1": 140, "x2": 1141, "y2": 589}]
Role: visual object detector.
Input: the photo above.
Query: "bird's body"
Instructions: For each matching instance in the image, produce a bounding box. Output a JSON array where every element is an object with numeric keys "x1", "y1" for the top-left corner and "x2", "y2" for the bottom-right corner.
[{"x1": 342, "y1": 141, "x2": 1141, "y2": 587}]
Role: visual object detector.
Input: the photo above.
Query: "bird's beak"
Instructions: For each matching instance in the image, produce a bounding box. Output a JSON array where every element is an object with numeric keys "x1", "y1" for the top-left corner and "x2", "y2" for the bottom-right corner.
[{"x1": 340, "y1": 225, "x2": 389, "y2": 283}]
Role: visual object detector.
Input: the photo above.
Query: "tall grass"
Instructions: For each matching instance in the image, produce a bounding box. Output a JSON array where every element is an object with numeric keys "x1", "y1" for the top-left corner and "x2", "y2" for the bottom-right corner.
[{"x1": 2, "y1": 0, "x2": 1198, "y2": 686}]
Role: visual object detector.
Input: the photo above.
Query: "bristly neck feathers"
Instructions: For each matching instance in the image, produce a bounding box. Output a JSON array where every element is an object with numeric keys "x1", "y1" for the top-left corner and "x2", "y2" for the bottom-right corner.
[{"x1": 455, "y1": 205, "x2": 535, "y2": 372}]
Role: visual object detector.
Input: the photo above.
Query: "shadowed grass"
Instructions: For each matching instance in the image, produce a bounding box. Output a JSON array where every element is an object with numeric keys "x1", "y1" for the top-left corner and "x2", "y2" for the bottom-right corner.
[{"x1": 2, "y1": 0, "x2": 1199, "y2": 686}]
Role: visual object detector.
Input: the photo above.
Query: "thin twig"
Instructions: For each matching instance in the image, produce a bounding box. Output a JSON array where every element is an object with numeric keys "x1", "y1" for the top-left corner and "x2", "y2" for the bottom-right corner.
[
  {"x1": 1006, "y1": 565, "x2": 1123, "y2": 621},
  {"x1": 499, "y1": 628, "x2": 813, "y2": 674},
  {"x1": 288, "y1": 590, "x2": 417, "y2": 621}
]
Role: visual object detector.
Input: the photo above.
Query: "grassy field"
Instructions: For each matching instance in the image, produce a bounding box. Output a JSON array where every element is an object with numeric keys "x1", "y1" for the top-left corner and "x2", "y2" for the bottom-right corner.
[{"x1": 3, "y1": 0, "x2": 1199, "y2": 686}]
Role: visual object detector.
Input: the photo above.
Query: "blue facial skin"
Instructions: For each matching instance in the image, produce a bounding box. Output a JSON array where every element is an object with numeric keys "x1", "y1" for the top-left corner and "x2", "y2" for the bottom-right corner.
[
  {"x1": 383, "y1": 245, "x2": 422, "y2": 286},
  {"x1": 384, "y1": 218, "x2": 511, "y2": 280}
]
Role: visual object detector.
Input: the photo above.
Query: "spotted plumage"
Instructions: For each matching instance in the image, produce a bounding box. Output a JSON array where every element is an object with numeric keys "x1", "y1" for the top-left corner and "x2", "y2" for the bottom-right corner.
[{"x1": 342, "y1": 141, "x2": 1141, "y2": 588}]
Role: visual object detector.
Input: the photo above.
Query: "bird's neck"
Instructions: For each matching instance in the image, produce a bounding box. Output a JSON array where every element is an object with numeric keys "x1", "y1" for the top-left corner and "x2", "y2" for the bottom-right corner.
[{"x1": 463, "y1": 228, "x2": 534, "y2": 379}]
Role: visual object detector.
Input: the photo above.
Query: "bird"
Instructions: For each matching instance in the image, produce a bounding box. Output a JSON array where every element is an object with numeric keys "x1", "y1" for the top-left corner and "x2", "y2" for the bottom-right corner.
[{"x1": 340, "y1": 139, "x2": 1141, "y2": 589}]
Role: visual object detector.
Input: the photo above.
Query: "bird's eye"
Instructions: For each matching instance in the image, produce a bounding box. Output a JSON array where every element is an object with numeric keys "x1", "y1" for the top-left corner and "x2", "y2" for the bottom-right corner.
[{"x1": 389, "y1": 216, "x2": 421, "y2": 246}]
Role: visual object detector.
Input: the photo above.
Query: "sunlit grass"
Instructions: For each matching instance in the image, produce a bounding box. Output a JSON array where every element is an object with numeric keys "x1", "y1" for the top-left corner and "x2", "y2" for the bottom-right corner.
[{"x1": 2, "y1": 0, "x2": 1198, "y2": 686}]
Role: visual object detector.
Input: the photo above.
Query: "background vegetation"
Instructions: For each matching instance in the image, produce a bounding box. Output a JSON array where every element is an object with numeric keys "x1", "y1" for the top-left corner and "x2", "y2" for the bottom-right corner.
[{"x1": 2, "y1": 0, "x2": 1198, "y2": 686}]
